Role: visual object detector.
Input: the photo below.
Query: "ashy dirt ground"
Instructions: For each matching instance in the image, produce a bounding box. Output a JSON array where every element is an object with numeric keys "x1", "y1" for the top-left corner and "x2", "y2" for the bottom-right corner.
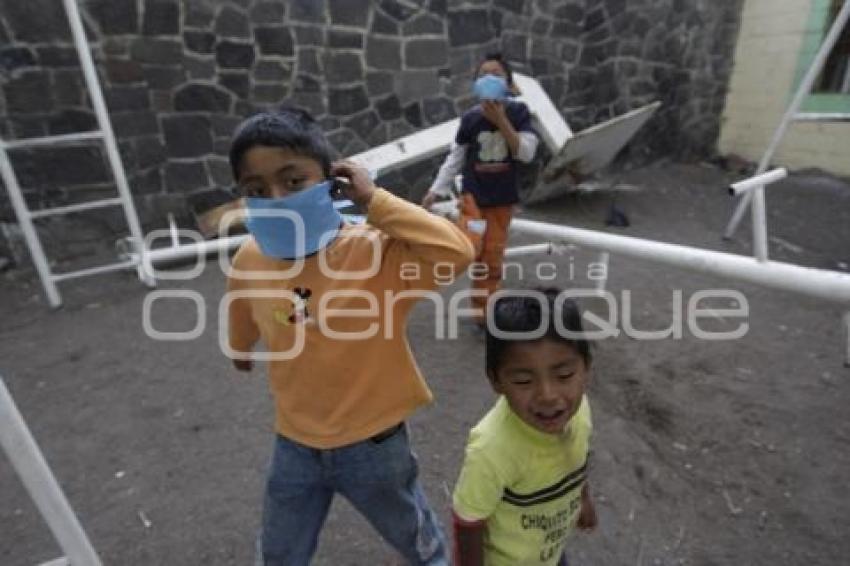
[{"x1": 1, "y1": 162, "x2": 849, "y2": 565}]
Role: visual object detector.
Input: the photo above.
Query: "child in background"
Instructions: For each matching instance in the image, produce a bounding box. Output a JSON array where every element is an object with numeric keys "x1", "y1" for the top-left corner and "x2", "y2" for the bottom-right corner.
[
  {"x1": 422, "y1": 53, "x2": 539, "y2": 326},
  {"x1": 452, "y1": 289, "x2": 597, "y2": 566},
  {"x1": 225, "y1": 108, "x2": 474, "y2": 565}
]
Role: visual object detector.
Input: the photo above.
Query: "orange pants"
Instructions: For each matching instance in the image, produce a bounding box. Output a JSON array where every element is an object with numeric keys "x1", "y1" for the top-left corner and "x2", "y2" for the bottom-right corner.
[{"x1": 457, "y1": 193, "x2": 514, "y2": 322}]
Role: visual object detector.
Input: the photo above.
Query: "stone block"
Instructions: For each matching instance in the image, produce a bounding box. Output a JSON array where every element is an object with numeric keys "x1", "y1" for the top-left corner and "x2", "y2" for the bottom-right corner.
[
  {"x1": 282, "y1": 92, "x2": 326, "y2": 117},
  {"x1": 135, "y1": 136, "x2": 167, "y2": 168},
  {"x1": 375, "y1": 94, "x2": 403, "y2": 120},
  {"x1": 212, "y1": 115, "x2": 244, "y2": 137},
  {"x1": 448, "y1": 9, "x2": 493, "y2": 46},
  {"x1": 371, "y1": 10, "x2": 399, "y2": 34},
  {"x1": 87, "y1": 0, "x2": 138, "y2": 35},
  {"x1": 185, "y1": 56, "x2": 217, "y2": 80},
  {"x1": 162, "y1": 114, "x2": 214, "y2": 157},
  {"x1": 143, "y1": 0, "x2": 181, "y2": 36},
  {"x1": 131, "y1": 39, "x2": 183, "y2": 65},
  {"x1": 112, "y1": 111, "x2": 160, "y2": 137},
  {"x1": 494, "y1": 0, "x2": 526, "y2": 15},
  {"x1": 174, "y1": 83, "x2": 233, "y2": 113},
  {"x1": 36, "y1": 46, "x2": 79, "y2": 68},
  {"x1": 252, "y1": 84, "x2": 288, "y2": 105},
  {"x1": 216, "y1": 41, "x2": 256, "y2": 68},
  {"x1": 218, "y1": 73, "x2": 252, "y2": 99},
  {"x1": 404, "y1": 102, "x2": 422, "y2": 127},
  {"x1": 215, "y1": 6, "x2": 251, "y2": 38},
  {"x1": 293, "y1": 25, "x2": 325, "y2": 46},
  {"x1": 323, "y1": 51, "x2": 364, "y2": 84},
  {"x1": 0, "y1": 48, "x2": 37, "y2": 73},
  {"x1": 428, "y1": 0, "x2": 447, "y2": 16},
  {"x1": 366, "y1": 36, "x2": 401, "y2": 70},
  {"x1": 4, "y1": 71, "x2": 53, "y2": 114},
  {"x1": 254, "y1": 60, "x2": 291, "y2": 82},
  {"x1": 294, "y1": 74, "x2": 321, "y2": 93},
  {"x1": 405, "y1": 39, "x2": 448, "y2": 68},
  {"x1": 380, "y1": 0, "x2": 418, "y2": 21},
  {"x1": 396, "y1": 69, "x2": 438, "y2": 104},
  {"x1": 366, "y1": 71, "x2": 394, "y2": 96},
  {"x1": 402, "y1": 14, "x2": 444, "y2": 35},
  {"x1": 3, "y1": 0, "x2": 71, "y2": 43},
  {"x1": 53, "y1": 70, "x2": 85, "y2": 106},
  {"x1": 502, "y1": 34, "x2": 527, "y2": 61},
  {"x1": 104, "y1": 59, "x2": 145, "y2": 84},
  {"x1": 344, "y1": 110, "x2": 380, "y2": 140},
  {"x1": 554, "y1": 3, "x2": 583, "y2": 24},
  {"x1": 255, "y1": 27, "x2": 295, "y2": 56},
  {"x1": 329, "y1": 0, "x2": 370, "y2": 27},
  {"x1": 328, "y1": 85, "x2": 370, "y2": 116},
  {"x1": 290, "y1": 0, "x2": 326, "y2": 23},
  {"x1": 105, "y1": 86, "x2": 151, "y2": 112},
  {"x1": 165, "y1": 160, "x2": 210, "y2": 192},
  {"x1": 142, "y1": 65, "x2": 186, "y2": 90},
  {"x1": 328, "y1": 30, "x2": 364, "y2": 49},
  {"x1": 184, "y1": 3, "x2": 214, "y2": 28},
  {"x1": 251, "y1": 1, "x2": 286, "y2": 24},
  {"x1": 297, "y1": 48, "x2": 322, "y2": 75},
  {"x1": 422, "y1": 97, "x2": 455, "y2": 125},
  {"x1": 47, "y1": 110, "x2": 97, "y2": 136}
]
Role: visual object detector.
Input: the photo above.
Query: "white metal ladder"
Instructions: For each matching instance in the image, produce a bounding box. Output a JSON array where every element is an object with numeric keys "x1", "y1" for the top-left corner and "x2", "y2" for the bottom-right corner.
[{"x1": 0, "y1": 0, "x2": 153, "y2": 308}]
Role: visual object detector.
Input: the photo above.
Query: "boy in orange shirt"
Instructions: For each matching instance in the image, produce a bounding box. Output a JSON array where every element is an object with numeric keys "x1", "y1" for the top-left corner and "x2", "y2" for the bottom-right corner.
[{"x1": 225, "y1": 108, "x2": 474, "y2": 565}]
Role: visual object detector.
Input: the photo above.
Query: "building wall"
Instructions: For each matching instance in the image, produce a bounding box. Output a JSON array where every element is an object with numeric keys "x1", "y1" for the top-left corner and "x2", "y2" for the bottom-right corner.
[
  {"x1": 0, "y1": 0, "x2": 743, "y2": 260},
  {"x1": 719, "y1": 0, "x2": 850, "y2": 176}
]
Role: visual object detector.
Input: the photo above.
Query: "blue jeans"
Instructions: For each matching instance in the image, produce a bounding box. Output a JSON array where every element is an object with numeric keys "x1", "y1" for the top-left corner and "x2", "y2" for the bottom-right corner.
[{"x1": 259, "y1": 425, "x2": 448, "y2": 565}]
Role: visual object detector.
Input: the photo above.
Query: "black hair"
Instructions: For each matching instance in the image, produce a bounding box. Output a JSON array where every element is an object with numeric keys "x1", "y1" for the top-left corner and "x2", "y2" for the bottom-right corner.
[
  {"x1": 485, "y1": 288, "x2": 592, "y2": 377},
  {"x1": 477, "y1": 52, "x2": 514, "y2": 86},
  {"x1": 228, "y1": 106, "x2": 333, "y2": 181}
]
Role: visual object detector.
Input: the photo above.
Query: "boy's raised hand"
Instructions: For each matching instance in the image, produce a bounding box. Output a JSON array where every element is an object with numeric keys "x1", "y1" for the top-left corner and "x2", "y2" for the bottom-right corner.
[{"x1": 331, "y1": 160, "x2": 376, "y2": 208}]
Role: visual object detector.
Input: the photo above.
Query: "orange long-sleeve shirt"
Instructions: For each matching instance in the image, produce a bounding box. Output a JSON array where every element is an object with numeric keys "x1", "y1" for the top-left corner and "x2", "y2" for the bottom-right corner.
[{"x1": 226, "y1": 188, "x2": 474, "y2": 448}]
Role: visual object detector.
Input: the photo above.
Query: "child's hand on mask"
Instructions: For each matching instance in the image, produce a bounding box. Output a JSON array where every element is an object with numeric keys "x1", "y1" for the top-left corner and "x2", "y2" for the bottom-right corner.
[
  {"x1": 481, "y1": 100, "x2": 508, "y2": 127},
  {"x1": 331, "y1": 160, "x2": 376, "y2": 208}
]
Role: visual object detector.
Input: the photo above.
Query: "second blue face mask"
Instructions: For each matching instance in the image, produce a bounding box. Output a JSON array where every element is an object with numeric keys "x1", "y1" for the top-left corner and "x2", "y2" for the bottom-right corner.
[
  {"x1": 473, "y1": 74, "x2": 509, "y2": 101},
  {"x1": 245, "y1": 180, "x2": 344, "y2": 260}
]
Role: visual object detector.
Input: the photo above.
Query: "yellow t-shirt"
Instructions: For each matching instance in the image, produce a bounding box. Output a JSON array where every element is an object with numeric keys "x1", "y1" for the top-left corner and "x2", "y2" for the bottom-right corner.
[
  {"x1": 453, "y1": 395, "x2": 592, "y2": 566},
  {"x1": 227, "y1": 188, "x2": 474, "y2": 449}
]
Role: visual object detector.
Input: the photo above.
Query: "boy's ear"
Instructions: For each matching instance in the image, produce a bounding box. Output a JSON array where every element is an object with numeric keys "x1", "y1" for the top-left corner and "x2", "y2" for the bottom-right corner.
[{"x1": 486, "y1": 369, "x2": 502, "y2": 393}]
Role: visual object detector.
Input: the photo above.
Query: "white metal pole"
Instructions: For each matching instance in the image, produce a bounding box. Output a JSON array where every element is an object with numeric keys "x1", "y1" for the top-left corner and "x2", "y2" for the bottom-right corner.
[
  {"x1": 751, "y1": 186, "x2": 769, "y2": 262},
  {"x1": 503, "y1": 243, "x2": 553, "y2": 258},
  {"x1": 724, "y1": 0, "x2": 850, "y2": 239},
  {"x1": 728, "y1": 168, "x2": 788, "y2": 197},
  {"x1": 0, "y1": 146, "x2": 62, "y2": 307},
  {"x1": 510, "y1": 217, "x2": 850, "y2": 305},
  {"x1": 0, "y1": 378, "x2": 102, "y2": 566},
  {"x1": 60, "y1": 0, "x2": 155, "y2": 288}
]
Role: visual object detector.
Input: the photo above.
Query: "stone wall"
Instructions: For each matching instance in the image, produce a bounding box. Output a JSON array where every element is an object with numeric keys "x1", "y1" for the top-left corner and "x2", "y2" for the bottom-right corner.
[{"x1": 0, "y1": 0, "x2": 742, "y2": 260}]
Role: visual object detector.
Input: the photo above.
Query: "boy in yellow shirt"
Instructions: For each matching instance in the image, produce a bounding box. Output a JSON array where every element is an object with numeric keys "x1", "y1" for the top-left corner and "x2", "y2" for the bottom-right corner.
[
  {"x1": 225, "y1": 108, "x2": 474, "y2": 565},
  {"x1": 453, "y1": 289, "x2": 597, "y2": 565}
]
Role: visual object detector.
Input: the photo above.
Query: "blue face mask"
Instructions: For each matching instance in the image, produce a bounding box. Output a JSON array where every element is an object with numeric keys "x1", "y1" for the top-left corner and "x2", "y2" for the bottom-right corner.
[
  {"x1": 473, "y1": 74, "x2": 509, "y2": 101},
  {"x1": 245, "y1": 180, "x2": 344, "y2": 260}
]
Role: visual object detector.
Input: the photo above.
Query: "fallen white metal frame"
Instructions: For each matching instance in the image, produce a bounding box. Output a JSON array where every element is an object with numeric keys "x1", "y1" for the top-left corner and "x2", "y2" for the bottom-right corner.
[
  {"x1": 724, "y1": 0, "x2": 850, "y2": 249},
  {"x1": 429, "y1": 198, "x2": 850, "y2": 306},
  {"x1": 0, "y1": 376, "x2": 102, "y2": 566},
  {"x1": 0, "y1": 0, "x2": 154, "y2": 308}
]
